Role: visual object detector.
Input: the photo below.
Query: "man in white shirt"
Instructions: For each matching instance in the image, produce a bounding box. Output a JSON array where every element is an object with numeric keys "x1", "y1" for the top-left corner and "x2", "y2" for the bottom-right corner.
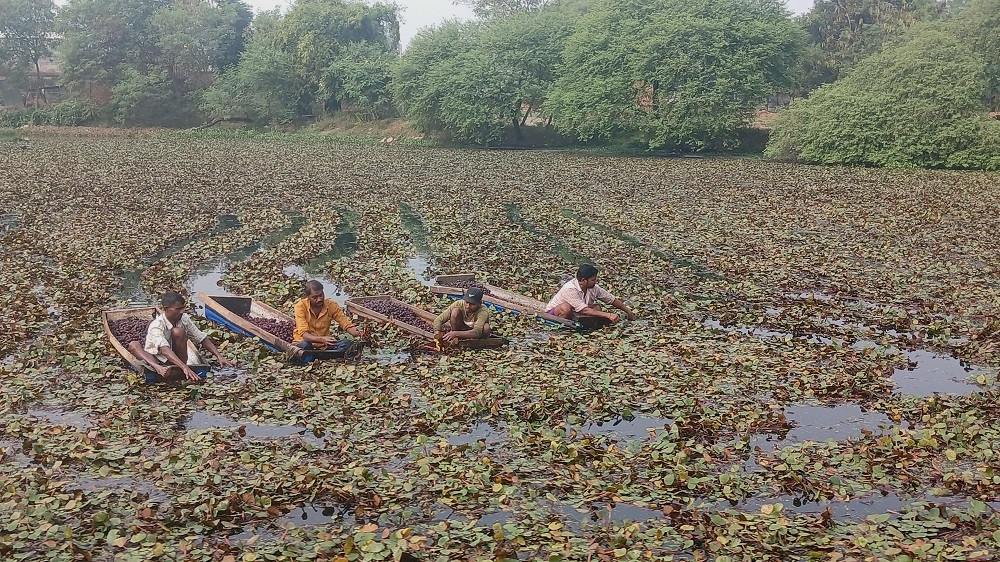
[
  {"x1": 545, "y1": 264, "x2": 636, "y2": 324},
  {"x1": 127, "y1": 292, "x2": 234, "y2": 381}
]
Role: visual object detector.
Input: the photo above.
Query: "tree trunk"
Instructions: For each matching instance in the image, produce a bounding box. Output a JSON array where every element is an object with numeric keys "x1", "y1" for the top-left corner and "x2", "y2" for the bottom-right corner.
[
  {"x1": 520, "y1": 103, "x2": 532, "y2": 127},
  {"x1": 34, "y1": 60, "x2": 43, "y2": 109}
]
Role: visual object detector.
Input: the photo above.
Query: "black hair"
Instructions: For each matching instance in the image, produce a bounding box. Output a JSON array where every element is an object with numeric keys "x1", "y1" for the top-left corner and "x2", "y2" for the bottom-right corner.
[
  {"x1": 303, "y1": 280, "x2": 325, "y2": 296},
  {"x1": 576, "y1": 263, "x2": 599, "y2": 280},
  {"x1": 161, "y1": 291, "x2": 186, "y2": 308}
]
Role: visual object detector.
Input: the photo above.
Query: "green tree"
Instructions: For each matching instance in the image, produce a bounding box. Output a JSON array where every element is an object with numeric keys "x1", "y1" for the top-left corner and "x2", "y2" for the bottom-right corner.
[
  {"x1": 0, "y1": 0, "x2": 56, "y2": 107},
  {"x1": 111, "y1": 66, "x2": 176, "y2": 124},
  {"x1": 393, "y1": 3, "x2": 577, "y2": 144},
  {"x1": 325, "y1": 42, "x2": 396, "y2": 120},
  {"x1": 546, "y1": 0, "x2": 804, "y2": 150},
  {"x1": 455, "y1": 0, "x2": 550, "y2": 18},
  {"x1": 199, "y1": 39, "x2": 299, "y2": 124},
  {"x1": 150, "y1": 0, "x2": 241, "y2": 86},
  {"x1": 766, "y1": 27, "x2": 1000, "y2": 170},
  {"x1": 274, "y1": 0, "x2": 400, "y2": 114},
  {"x1": 952, "y1": 0, "x2": 1000, "y2": 109},
  {"x1": 57, "y1": 0, "x2": 168, "y2": 89},
  {"x1": 797, "y1": 0, "x2": 945, "y2": 90}
]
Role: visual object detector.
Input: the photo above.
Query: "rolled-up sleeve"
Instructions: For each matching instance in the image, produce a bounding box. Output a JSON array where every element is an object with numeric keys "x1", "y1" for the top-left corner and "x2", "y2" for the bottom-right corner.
[
  {"x1": 182, "y1": 315, "x2": 209, "y2": 344},
  {"x1": 433, "y1": 301, "x2": 455, "y2": 332},
  {"x1": 593, "y1": 285, "x2": 616, "y2": 305},
  {"x1": 330, "y1": 302, "x2": 355, "y2": 330},
  {"x1": 144, "y1": 317, "x2": 171, "y2": 356},
  {"x1": 471, "y1": 307, "x2": 490, "y2": 337}
]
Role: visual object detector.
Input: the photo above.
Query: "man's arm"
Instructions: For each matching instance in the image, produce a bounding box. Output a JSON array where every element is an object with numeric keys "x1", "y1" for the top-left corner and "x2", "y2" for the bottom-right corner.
[
  {"x1": 610, "y1": 298, "x2": 636, "y2": 321},
  {"x1": 157, "y1": 345, "x2": 201, "y2": 381},
  {"x1": 331, "y1": 303, "x2": 362, "y2": 338},
  {"x1": 199, "y1": 336, "x2": 235, "y2": 367},
  {"x1": 433, "y1": 302, "x2": 453, "y2": 337}
]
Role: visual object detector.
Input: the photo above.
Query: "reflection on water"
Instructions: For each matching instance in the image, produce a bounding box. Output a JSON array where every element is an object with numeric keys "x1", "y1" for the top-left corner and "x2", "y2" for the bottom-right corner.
[
  {"x1": 182, "y1": 410, "x2": 325, "y2": 448},
  {"x1": 893, "y1": 350, "x2": 980, "y2": 396},
  {"x1": 748, "y1": 404, "x2": 901, "y2": 452}
]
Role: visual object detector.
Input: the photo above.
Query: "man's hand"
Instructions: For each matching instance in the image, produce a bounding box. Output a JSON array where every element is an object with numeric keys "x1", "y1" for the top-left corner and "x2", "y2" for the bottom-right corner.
[
  {"x1": 323, "y1": 336, "x2": 339, "y2": 346},
  {"x1": 625, "y1": 310, "x2": 636, "y2": 321},
  {"x1": 443, "y1": 331, "x2": 461, "y2": 343},
  {"x1": 216, "y1": 355, "x2": 236, "y2": 367},
  {"x1": 183, "y1": 367, "x2": 201, "y2": 382},
  {"x1": 347, "y1": 326, "x2": 363, "y2": 338},
  {"x1": 607, "y1": 312, "x2": 621, "y2": 323}
]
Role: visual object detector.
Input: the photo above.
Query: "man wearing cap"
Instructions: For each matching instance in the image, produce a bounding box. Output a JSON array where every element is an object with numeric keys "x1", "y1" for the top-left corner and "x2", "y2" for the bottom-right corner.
[
  {"x1": 546, "y1": 264, "x2": 636, "y2": 324},
  {"x1": 433, "y1": 287, "x2": 492, "y2": 343}
]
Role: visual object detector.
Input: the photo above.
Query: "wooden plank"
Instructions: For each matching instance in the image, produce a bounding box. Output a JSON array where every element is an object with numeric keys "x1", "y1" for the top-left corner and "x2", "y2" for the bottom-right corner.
[{"x1": 434, "y1": 273, "x2": 477, "y2": 285}]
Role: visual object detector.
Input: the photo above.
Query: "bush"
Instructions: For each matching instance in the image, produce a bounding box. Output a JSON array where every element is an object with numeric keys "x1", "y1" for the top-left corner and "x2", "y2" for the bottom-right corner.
[
  {"x1": 48, "y1": 99, "x2": 94, "y2": 126},
  {"x1": 112, "y1": 68, "x2": 178, "y2": 125},
  {"x1": 766, "y1": 27, "x2": 1000, "y2": 170}
]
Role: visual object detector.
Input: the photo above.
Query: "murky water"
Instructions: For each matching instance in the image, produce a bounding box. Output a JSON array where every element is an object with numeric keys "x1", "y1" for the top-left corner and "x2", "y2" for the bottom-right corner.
[
  {"x1": 27, "y1": 407, "x2": 91, "y2": 429},
  {"x1": 183, "y1": 411, "x2": 325, "y2": 448},
  {"x1": 188, "y1": 211, "x2": 307, "y2": 312},
  {"x1": 892, "y1": 350, "x2": 980, "y2": 396},
  {"x1": 737, "y1": 491, "x2": 965, "y2": 520},
  {"x1": 572, "y1": 416, "x2": 673, "y2": 442},
  {"x1": 120, "y1": 214, "x2": 245, "y2": 306},
  {"x1": 748, "y1": 404, "x2": 901, "y2": 452},
  {"x1": 278, "y1": 504, "x2": 349, "y2": 526},
  {"x1": 282, "y1": 211, "x2": 359, "y2": 300},
  {"x1": 68, "y1": 476, "x2": 172, "y2": 505},
  {"x1": 0, "y1": 440, "x2": 34, "y2": 466},
  {"x1": 398, "y1": 203, "x2": 438, "y2": 285},
  {"x1": 406, "y1": 256, "x2": 434, "y2": 287},
  {"x1": 0, "y1": 212, "x2": 22, "y2": 233},
  {"x1": 447, "y1": 421, "x2": 508, "y2": 447}
]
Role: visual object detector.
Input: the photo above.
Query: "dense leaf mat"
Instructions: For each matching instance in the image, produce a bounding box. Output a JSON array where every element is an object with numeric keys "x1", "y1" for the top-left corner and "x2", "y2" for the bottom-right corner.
[{"x1": 1, "y1": 136, "x2": 1000, "y2": 560}]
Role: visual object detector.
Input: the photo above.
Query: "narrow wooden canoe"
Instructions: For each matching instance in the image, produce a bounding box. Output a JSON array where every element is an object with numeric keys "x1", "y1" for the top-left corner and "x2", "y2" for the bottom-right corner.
[
  {"x1": 345, "y1": 295, "x2": 508, "y2": 350},
  {"x1": 200, "y1": 294, "x2": 355, "y2": 361},
  {"x1": 431, "y1": 273, "x2": 575, "y2": 328},
  {"x1": 102, "y1": 307, "x2": 209, "y2": 384}
]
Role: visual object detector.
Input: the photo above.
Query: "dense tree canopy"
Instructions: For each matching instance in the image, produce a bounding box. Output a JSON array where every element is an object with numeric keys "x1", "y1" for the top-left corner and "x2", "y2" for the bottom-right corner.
[
  {"x1": 0, "y1": 0, "x2": 996, "y2": 169},
  {"x1": 796, "y1": 0, "x2": 944, "y2": 90},
  {"x1": 393, "y1": 3, "x2": 577, "y2": 145},
  {"x1": 0, "y1": 0, "x2": 56, "y2": 106},
  {"x1": 766, "y1": 27, "x2": 1000, "y2": 169},
  {"x1": 546, "y1": 0, "x2": 805, "y2": 150}
]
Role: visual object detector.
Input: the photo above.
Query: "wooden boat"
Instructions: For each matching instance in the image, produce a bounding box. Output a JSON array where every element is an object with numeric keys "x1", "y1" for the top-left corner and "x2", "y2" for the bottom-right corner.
[
  {"x1": 102, "y1": 307, "x2": 209, "y2": 384},
  {"x1": 430, "y1": 273, "x2": 575, "y2": 328},
  {"x1": 200, "y1": 294, "x2": 355, "y2": 362},
  {"x1": 345, "y1": 295, "x2": 508, "y2": 350}
]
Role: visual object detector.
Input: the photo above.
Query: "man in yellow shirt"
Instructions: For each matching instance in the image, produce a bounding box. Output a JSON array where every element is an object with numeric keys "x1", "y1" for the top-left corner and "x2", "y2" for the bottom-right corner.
[
  {"x1": 433, "y1": 287, "x2": 492, "y2": 344},
  {"x1": 288, "y1": 280, "x2": 363, "y2": 361}
]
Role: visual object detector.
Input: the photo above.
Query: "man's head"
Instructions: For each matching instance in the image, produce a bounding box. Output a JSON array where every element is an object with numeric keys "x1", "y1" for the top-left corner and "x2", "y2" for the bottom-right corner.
[
  {"x1": 576, "y1": 264, "x2": 599, "y2": 289},
  {"x1": 463, "y1": 287, "x2": 484, "y2": 312},
  {"x1": 160, "y1": 291, "x2": 186, "y2": 323},
  {"x1": 304, "y1": 280, "x2": 325, "y2": 306}
]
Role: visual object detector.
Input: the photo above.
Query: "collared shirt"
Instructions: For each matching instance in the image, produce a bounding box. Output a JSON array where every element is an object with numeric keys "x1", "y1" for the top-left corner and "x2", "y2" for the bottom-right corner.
[
  {"x1": 144, "y1": 312, "x2": 208, "y2": 365},
  {"x1": 546, "y1": 278, "x2": 615, "y2": 312},
  {"x1": 293, "y1": 298, "x2": 355, "y2": 350},
  {"x1": 433, "y1": 300, "x2": 490, "y2": 337}
]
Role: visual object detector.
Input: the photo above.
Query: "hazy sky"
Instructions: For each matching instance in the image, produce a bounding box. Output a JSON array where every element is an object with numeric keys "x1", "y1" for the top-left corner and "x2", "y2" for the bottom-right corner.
[{"x1": 244, "y1": 0, "x2": 817, "y2": 47}]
